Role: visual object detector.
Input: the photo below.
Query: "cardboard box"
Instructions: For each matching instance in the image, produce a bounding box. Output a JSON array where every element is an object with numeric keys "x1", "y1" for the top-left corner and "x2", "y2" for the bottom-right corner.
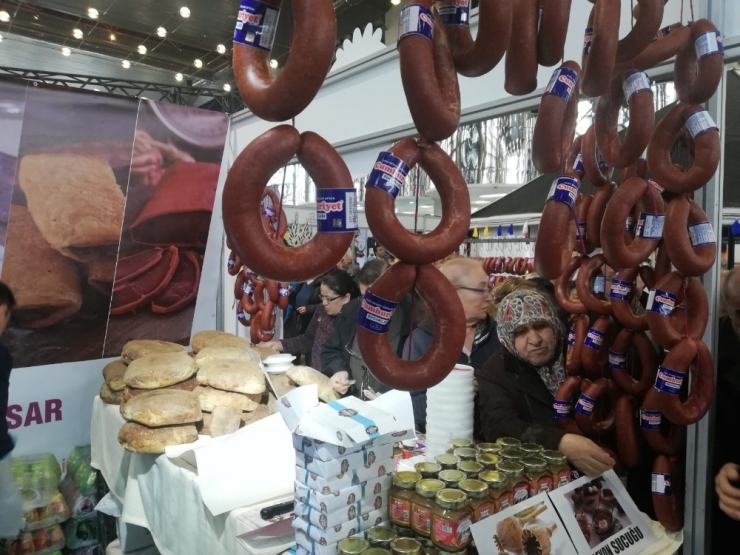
[
  {"x1": 295, "y1": 475, "x2": 392, "y2": 514},
  {"x1": 293, "y1": 508, "x2": 387, "y2": 546},
  {"x1": 294, "y1": 494, "x2": 386, "y2": 530},
  {"x1": 295, "y1": 458, "x2": 393, "y2": 496},
  {"x1": 295, "y1": 442, "x2": 394, "y2": 479}
]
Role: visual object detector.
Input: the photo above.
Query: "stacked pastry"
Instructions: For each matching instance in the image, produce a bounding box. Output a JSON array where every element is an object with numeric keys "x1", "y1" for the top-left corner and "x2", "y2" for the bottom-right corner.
[{"x1": 99, "y1": 359, "x2": 127, "y2": 406}]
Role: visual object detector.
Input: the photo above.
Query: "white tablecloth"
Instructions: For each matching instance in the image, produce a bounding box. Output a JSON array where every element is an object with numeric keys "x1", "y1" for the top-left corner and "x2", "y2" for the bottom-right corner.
[{"x1": 90, "y1": 396, "x2": 249, "y2": 555}]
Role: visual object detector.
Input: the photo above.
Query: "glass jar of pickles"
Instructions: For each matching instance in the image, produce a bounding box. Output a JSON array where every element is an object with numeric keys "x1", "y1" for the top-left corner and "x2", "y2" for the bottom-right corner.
[
  {"x1": 368, "y1": 526, "x2": 398, "y2": 548},
  {"x1": 520, "y1": 443, "x2": 544, "y2": 456},
  {"x1": 522, "y1": 457, "x2": 552, "y2": 497},
  {"x1": 453, "y1": 448, "x2": 477, "y2": 462},
  {"x1": 541, "y1": 450, "x2": 571, "y2": 489},
  {"x1": 477, "y1": 443, "x2": 501, "y2": 455},
  {"x1": 438, "y1": 470, "x2": 466, "y2": 489},
  {"x1": 497, "y1": 461, "x2": 529, "y2": 504},
  {"x1": 478, "y1": 470, "x2": 512, "y2": 513},
  {"x1": 450, "y1": 438, "x2": 473, "y2": 450},
  {"x1": 338, "y1": 538, "x2": 370, "y2": 554},
  {"x1": 411, "y1": 479, "x2": 445, "y2": 537},
  {"x1": 431, "y1": 489, "x2": 473, "y2": 552},
  {"x1": 391, "y1": 537, "x2": 423, "y2": 555},
  {"x1": 497, "y1": 437, "x2": 521, "y2": 449},
  {"x1": 435, "y1": 454, "x2": 460, "y2": 471},
  {"x1": 458, "y1": 479, "x2": 493, "y2": 523},
  {"x1": 476, "y1": 453, "x2": 500, "y2": 471},
  {"x1": 499, "y1": 448, "x2": 525, "y2": 461},
  {"x1": 457, "y1": 461, "x2": 484, "y2": 478},
  {"x1": 390, "y1": 472, "x2": 421, "y2": 528},
  {"x1": 416, "y1": 462, "x2": 442, "y2": 480}
]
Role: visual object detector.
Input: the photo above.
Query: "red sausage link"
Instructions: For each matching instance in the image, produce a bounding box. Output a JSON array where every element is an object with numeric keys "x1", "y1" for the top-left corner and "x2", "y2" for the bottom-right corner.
[
  {"x1": 356, "y1": 263, "x2": 466, "y2": 391},
  {"x1": 265, "y1": 280, "x2": 280, "y2": 304},
  {"x1": 655, "y1": 338, "x2": 714, "y2": 426},
  {"x1": 654, "y1": 240, "x2": 673, "y2": 283},
  {"x1": 240, "y1": 279, "x2": 261, "y2": 315},
  {"x1": 574, "y1": 378, "x2": 617, "y2": 436},
  {"x1": 554, "y1": 256, "x2": 588, "y2": 315},
  {"x1": 645, "y1": 272, "x2": 708, "y2": 350},
  {"x1": 575, "y1": 254, "x2": 613, "y2": 315},
  {"x1": 277, "y1": 283, "x2": 290, "y2": 310},
  {"x1": 553, "y1": 376, "x2": 585, "y2": 435},
  {"x1": 249, "y1": 310, "x2": 261, "y2": 343},
  {"x1": 576, "y1": 193, "x2": 593, "y2": 252},
  {"x1": 532, "y1": 61, "x2": 581, "y2": 174},
  {"x1": 232, "y1": 0, "x2": 336, "y2": 122},
  {"x1": 537, "y1": 0, "x2": 573, "y2": 66},
  {"x1": 504, "y1": 0, "x2": 538, "y2": 95},
  {"x1": 601, "y1": 178, "x2": 664, "y2": 269},
  {"x1": 615, "y1": 23, "x2": 691, "y2": 73},
  {"x1": 663, "y1": 196, "x2": 717, "y2": 277},
  {"x1": 582, "y1": 125, "x2": 612, "y2": 187},
  {"x1": 615, "y1": 0, "x2": 664, "y2": 63},
  {"x1": 586, "y1": 183, "x2": 616, "y2": 249},
  {"x1": 609, "y1": 329, "x2": 658, "y2": 397},
  {"x1": 580, "y1": 0, "x2": 621, "y2": 98},
  {"x1": 615, "y1": 395, "x2": 641, "y2": 468},
  {"x1": 647, "y1": 103, "x2": 721, "y2": 195},
  {"x1": 223, "y1": 125, "x2": 354, "y2": 282},
  {"x1": 534, "y1": 176, "x2": 579, "y2": 279},
  {"x1": 581, "y1": 316, "x2": 613, "y2": 376},
  {"x1": 640, "y1": 388, "x2": 686, "y2": 455},
  {"x1": 674, "y1": 19, "x2": 725, "y2": 104},
  {"x1": 398, "y1": 1, "x2": 461, "y2": 141},
  {"x1": 262, "y1": 189, "x2": 288, "y2": 241},
  {"x1": 610, "y1": 267, "x2": 649, "y2": 331},
  {"x1": 652, "y1": 455, "x2": 683, "y2": 532},
  {"x1": 621, "y1": 158, "x2": 648, "y2": 182},
  {"x1": 365, "y1": 140, "x2": 470, "y2": 265},
  {"x1": 566, "y1": 315, "x2": 590, "y2": 375},
  {"x1": 234, "y1": 272, "x2": 245, "y2": 301},
  {"x1": 260, "y1": 301, "x2": 277, "y2": 332},
  {"x1": 227, "y1": 251, "x2": 241, "y2": 276},
  {"x1": 565, "y1": 135, "x2": 585, "y2": 180},
  {"x1": 442, "y1": 0, "x2": 512, "y2": 77}
]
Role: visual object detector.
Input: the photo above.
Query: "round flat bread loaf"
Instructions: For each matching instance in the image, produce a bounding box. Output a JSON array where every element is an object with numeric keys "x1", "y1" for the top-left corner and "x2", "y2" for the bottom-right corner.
[
  {"x1": 100, "y1": 383, "x2": 124, "y2": 405},
  {"x1": 192, "y1": 330, "x2": 251, "y2": 353},
  {"x1": 122, "y1": 376, "x2": 198, "y2": 404},
  {"x1": 270, "y1": 374, "x2": 297, "y2": 398},
  {"x1": 103, "y1": 360, "x2": 128, "y2": 392},
  {"x1": 196, "y1": 359, "x2": 266, "y2": 395},
  {"x1": 194, "y1": 386, "x2": 261, "y2": 413},
  {"x1": 121, "y1": 390, "x2": 202, "y2": 427},
  {"x1": 194, "y1": 346, "x2": 256, "y2": 369},
  {"x1": 285, "y1": 365, "x2": 341, "y2": 402},
  {"x1": 118, "y1": 422, "x2": 198, "y2": 454},
  {"x1": 121, "y1": 340, "x2": 186, "y2": 364},
  {"x1": 124, "y1": 351, "x2": 196, "y2": 389}
]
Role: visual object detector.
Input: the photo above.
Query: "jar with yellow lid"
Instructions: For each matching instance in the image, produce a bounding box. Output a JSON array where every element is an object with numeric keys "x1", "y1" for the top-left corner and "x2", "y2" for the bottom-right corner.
[
  {"x1": 435, "y1": 454, "x2": 460, "y2": 470},
  {"x1": 391, "y1": 537, "x2": 423, "y2": 555},
  {"x1": 499, "y1": 448, "x2": 525, "y2": 461},
  {"x1": 522, "y1": 457, "x2": 552, "y2": 497},
  {"x1": 411, "y1": 479, "x2": 445, "y2": 537},
  {"x1": 457, "y1": 461, "x2": 484, "y2": 478},
  {"x1": 476, "y1": 453, "x2": 500, "y2": 471},
  {"x1": 497, "y1": 461, "x2": 529, "y2": 505},
  {"x1": 458, "y1": 479, "x2": 494, "y2": 523},
  {"x1": 431, "y1": 489, "x2": 473, "y2": 552},
  {"x1": 541, "y1": 450, "x2": 571, "y2": 489},
  {"x1": 338, "y1": 537, "x2": 370, "y2": 554},
  {"x1": 438, "y1": 470, "x2": 466, "y2": 488},
  {"x1": 497, "y1": 437, "x2": 521, "y2": 449},
  {"x1": 450, "y1": 438, "x2": 473, "y2": 450},
  {"x1": 478, "y1": 470, "x2": 512, "y2": 513},
  {"x1": 452, "y1": 448, "x2": 477, "y2": 462},
  {"x1": 366, "y1": 549, "x2": 392, "y2": 555},
  {"x1": 520, "y1": 443, "x2": 544, "y2": 456},
  {"x1": 368, "y1": 525, "x2": 398, "y2": 548},
  {"x1": 415, "y1": 462, "x2": 442, "y2": 480},
  {"x1": 477, "y1": 443, "x2": 501, "y2": 455},
  {"x1": 390, "y1": 471, "x2": 421, "y2": 528}
]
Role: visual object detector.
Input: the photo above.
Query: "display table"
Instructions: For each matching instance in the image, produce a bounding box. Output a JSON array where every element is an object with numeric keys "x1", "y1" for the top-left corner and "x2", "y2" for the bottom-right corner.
[{"x1": 90, "y1": 396, "x2": 255, "y2": 555}]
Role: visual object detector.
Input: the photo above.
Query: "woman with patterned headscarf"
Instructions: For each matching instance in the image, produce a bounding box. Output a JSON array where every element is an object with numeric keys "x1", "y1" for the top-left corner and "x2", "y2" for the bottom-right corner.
[{"x1": 476, "y1": 290, "x2": 615, "y2": 476}]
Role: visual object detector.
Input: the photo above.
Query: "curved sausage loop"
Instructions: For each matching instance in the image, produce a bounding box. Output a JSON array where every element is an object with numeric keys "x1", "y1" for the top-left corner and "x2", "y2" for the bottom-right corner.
[
  {"x1": 645, "y1": 272, "x2": 708, "y2": 350},
  {"x1": 580, "y1": 316, "x2": 613, "y2": 377},
  {"x1": 652, "y1": 455, "x2": 683, "y2": 532},
  {"x1": 647, "y1": 103, "x2": 721, "y2": 194},
  {"x1": 655, "y1": 338, "x2": 714, "y2": 426},
  {"x1": 364, "y1": 139, "x2": 470, "y2": 265},
  {"x1": 439, "y1": 0, "x2": 512, "y2": 77},
  {"x1": 553, "y1": 376, "x2": 585, "y2": 435},
  {"x1": 398, "y1": 1, "x2": 461, "y2": 141},
  {"x1": 608, "y1": 329, "x2": 657, "y2": 397},
  {"x1": 595, "y1": 71, "x2": 654, "y2": 168},
  {"x1": 574, "y1": 378, "x2": 618, "y2": 436},
  {"x1": 615, "y1": 23, "x2": 691, "y2": 74},
  {"x1": 566, "y1": 135, "x2": 586, "y2": 180},
  {"x1": 675, "y1": 19, "x2": 725, "y2": 104},
  {"x1": 610, "y1": 267, "x2": 649, "y2": 331},
  {"x1": 554, "y1": 256, "x2": 589, "y2": 315},
  {"x1": 582, "y1": 125, "x2": 612, "y2": 187},
  {"x1": 566, "y1": 315, "x2": 589, "y2": 375},
  {"x1": 663, "y1": 196, "x2": 717, "y2": 277},
  {"x1": 232, "y1": 0, "x2": 336, "y2": 122},
  {"x1": 534, "y1": 176, "x2": 580, "y2": 280},
  {"x1": 261, "y1": 189, "x2": 288, "y2": 240},
  {"x1": 580, "y1": 0, "x2": 621, "y2": 98},
  {"x1": 575, "y1": 254, "x2": 613, "y2": 315},
  {"x1": 615, "y1": 395, "x2": 641, "y2": 468},
  {"x1": 504, "y1": 0, "x2": 538, "y2": 95},
  {"x1": 532, "y1": 62, "x2": 581, "y2": 174},
  {"x1": 585, "y1": 183, "x2": 616, "y2": 249},
  {"x1": 640, "y1": 388, "x2": 686, "y2": 456},
  {"x1": 223, "y1": 125, "x2": 355, "y2": 282},
  {"x1": 227, "y1": 250, "x2": 242, "y2": 276},
  {"x1": 601, "y1": 177, "x2": 665, "y2": 269},
  {"x1": 356, "y1": 263, "x2": 466, "y2": 391},
  {"x1": 576, "y1": 194, "x2": 593, "y2": 252},
  {"x1": 615, "y1": 0, "x2": 664, "y2": 63},
  {"x1": 537, "y1": 0, "x2": 574, "y2": 66}
]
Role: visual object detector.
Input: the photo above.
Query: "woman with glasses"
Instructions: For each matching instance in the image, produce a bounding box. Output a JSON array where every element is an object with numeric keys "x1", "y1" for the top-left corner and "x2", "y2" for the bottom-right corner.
[{"x1": 260, "y1": 270, "x2": 359, "y2": 373}]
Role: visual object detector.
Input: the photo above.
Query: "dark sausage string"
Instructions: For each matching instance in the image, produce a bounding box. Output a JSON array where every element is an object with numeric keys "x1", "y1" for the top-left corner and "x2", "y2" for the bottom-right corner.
[{"x1": 274, "y1": 116, "x2": 296, "y2": 243}]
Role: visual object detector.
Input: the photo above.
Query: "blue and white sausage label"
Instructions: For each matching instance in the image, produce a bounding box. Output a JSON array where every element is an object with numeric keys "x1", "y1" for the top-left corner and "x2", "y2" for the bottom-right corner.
[
  {"x1": 635, "y1": 213, "x2": 665, "y2": 239},
  {"x1": 695, "y1": 30, "x2": 724, "y2": 58},
  {"x1": 622, "y1": 72, "x2": 652, "y2": 102},
  {"x1": 575, "y1": 393, "x2": 596, "y2": 416},
  {"x1": 316, "y1": 189, "x2": 358, "y2": 233},
  {"x1": 573, "y1": 153, "x2": 585, "y2": 173},
  {"x1": 435, "y1": 0, "x2": 469, "y2": 25},
  {"x1": 576, "y1": 222, "x2": 587, "y2": 243},
  {"x1": 654, "y1": 366, "x2": 684, "y2": 395},
  {"x1": 652, "y1": 473, "x2": 672, "y2": 496},
  {"x1": 553, "y1": 400, "x2": 571, "y2": 419},
  {"x1": 366, "y1": 152, "x2": 410, "y2": 199},
  {"x1": 356, "y1": 291, "x2": 398, "y2": 334},
  {"x1": 625, "y1": 213, "x2": 636, "y2": 233},
  {"x1": 653, "y1": 25, "x2": 673, "y2": 41},
  {"x1": 688, "y1": 221, "x2": 716, "y2": 247},
  {"x1": 547, "y1": 176, "x2": 579, "y2": 207},
  {"x1": 608, "y1": 350, "x2": 627, "y2": 370},
  {"x1": 685, "y1": 110, "x2": 718, "y2": 139},
  {"x1": 583, "y1": 27, "x2": 594, "y2": 55},
  {"x1": 567, "y1": 328, "x2": 576, "y2": 347},
  {"x1": 234, "y1": 0, "x2": 279, "y2": 51},
  {"x1": 647, "y1": 289, "x2": 676, "y2": 315},
  {"x1": 593, "y1": 276, "x2": 605, "y2": 295},
  {"x1": 640, "y1": 409, "x2": 662, "y2": 430},
  {"x1": 399, "y1": 4, "x2": 434, "y2": 41},
  {"x1": 584, "y1": 328, "x2": 605, "y2": 351},
  {"x1": 545, "y1": 66, "x2": 579, "y2": 103},
  {"x1": 610, "y1": 279, "x2": 633, "y2": 301}
]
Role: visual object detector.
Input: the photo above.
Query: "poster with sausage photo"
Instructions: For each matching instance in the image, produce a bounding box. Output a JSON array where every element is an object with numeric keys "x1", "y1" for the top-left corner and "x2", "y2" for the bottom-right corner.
[
  {"x1": 548, "y1": 471, "x2": 657, "y2": 555},
  {"x1": 470, "y1": 494, "x2": 577, "y2": 555}
]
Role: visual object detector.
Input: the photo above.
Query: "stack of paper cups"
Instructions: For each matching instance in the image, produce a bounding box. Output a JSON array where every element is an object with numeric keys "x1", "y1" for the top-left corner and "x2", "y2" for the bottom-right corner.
[{"x1": 425, "y1": 364, "x2": 475, "y2": 459}]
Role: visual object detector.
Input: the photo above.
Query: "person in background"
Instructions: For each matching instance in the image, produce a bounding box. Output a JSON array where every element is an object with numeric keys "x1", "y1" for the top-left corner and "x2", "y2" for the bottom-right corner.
[
  {"x1": 321, "y1": 259, "x2": 411, "y2": 398},
  {"x1": 0, "y1": 283, "x2": 22, "y2": 542},
  {"x1": 283, "y1": 274, "x2": 323, "y2": 342},
  {"x1": 337, "y1": 250, "x2": 353, "y2": 272},
  {"x1": 402, "y1": 257, "x2": 500, "y2": 433},
  {"x1": 261, "y1": 270, "x2": 359, "y2": 373},
  {"x1": 489, "y1": 278, "x2": 539, "y2": 319},
  {"x1": 477, "y1": 290, "x2": 615, "y2": 476}
]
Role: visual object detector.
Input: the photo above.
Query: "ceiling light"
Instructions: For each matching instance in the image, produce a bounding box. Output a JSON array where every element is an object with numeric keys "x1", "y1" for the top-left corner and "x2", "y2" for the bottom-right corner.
[
  {"x1": 122, "y1": 60, "x2": 130, "y2": 68},
  {"x1": 479, "y1": 193, "x2": 506, "y2": 199},
  {"x1": 175, "y1": 73, "x2": 183, "y2": 82},
  {"x1": 472, "y1": 200, "x2": 489, "y2": 205},
  {"x1": 157, "y1": 26, "x2": 167, "y2": 38},
  {"x1": 391, "y1": 0, "x2": 401, "y2": 4},
  {"x1": 33, "y1": 14, "x2": 39, "y2": 20},
  {"x1": 194, "y1": 58, "x2": 202, "y2": 68},
  {"x1": 110, "y1": 33, "x2": 116, "y2": 41},
  {"x1": 269, "y1": 59, "x2": 278, "y2": 68},
  {"x1": 73, "y1": 28, "x2": 84, "y2": 39},
  {"x1": 401, "y1": 211, "x2": 416, "y2": 215},
  {"x1": 216, "y1": 44, "x2": 226, "y2": 54},
  {"x1": 137, "y1": 44, "x2": 147, "y2": 55},
  {"x1": 223, "y1": 83, "x2": 231, "y2": 92},
  {"x1": 87, "y1": 7, "x2": 98, "y2": 19},
  {"x1": 0, "y1": 11, "x2": 10, "y2": 23},
  {"x1": 93, "y1": 88, "x2": 100, "y2": 91},
  {"x1": 180, "y1": 7, "x2": 190, "y2": 18},
  {"x1": 61, "y1": 47, "x2": 71, "y2": 56}
]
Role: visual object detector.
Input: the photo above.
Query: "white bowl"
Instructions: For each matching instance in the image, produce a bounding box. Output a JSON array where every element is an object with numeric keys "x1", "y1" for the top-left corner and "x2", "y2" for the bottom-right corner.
[
  {"x1": 264, "y1": 354, "x2": 296, "y2": 365},
  {"x1": 265, "y1": 363, "x2": 294, "y2": 374}
]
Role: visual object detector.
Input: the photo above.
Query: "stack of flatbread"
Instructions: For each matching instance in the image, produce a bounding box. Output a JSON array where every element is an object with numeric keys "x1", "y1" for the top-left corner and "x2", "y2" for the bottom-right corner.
[
  {"x1": 191, "y1": 330, "x2": 279, "y2": 360},
  {"x1": 99, "y1": 360, "x2": 127, "y2": 405}
]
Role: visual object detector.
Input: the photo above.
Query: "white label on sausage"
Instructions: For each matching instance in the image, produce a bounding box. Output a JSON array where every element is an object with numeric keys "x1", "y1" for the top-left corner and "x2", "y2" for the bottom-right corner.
[
  {"x1": 695, "y1": 30, "x2": 724, "y2": 59},
  {"x1": 685, "y1": 110, "x2": 718, "y2": 139},
  {"x1": 622, "y1": 72, "x2": 652, "y2": 102},
  {"x1": 399, "y1": 5, "x2": 434, "y2": 42},
  {"x1": 593, "y1": 276, "x2": 605, "y2": 294},
  {"x1": 636, "y1": 213, "x2": 665, "y2": 239},
  {"x1": 688, "y1": 221, "x2": 716, "y2": 246}
]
